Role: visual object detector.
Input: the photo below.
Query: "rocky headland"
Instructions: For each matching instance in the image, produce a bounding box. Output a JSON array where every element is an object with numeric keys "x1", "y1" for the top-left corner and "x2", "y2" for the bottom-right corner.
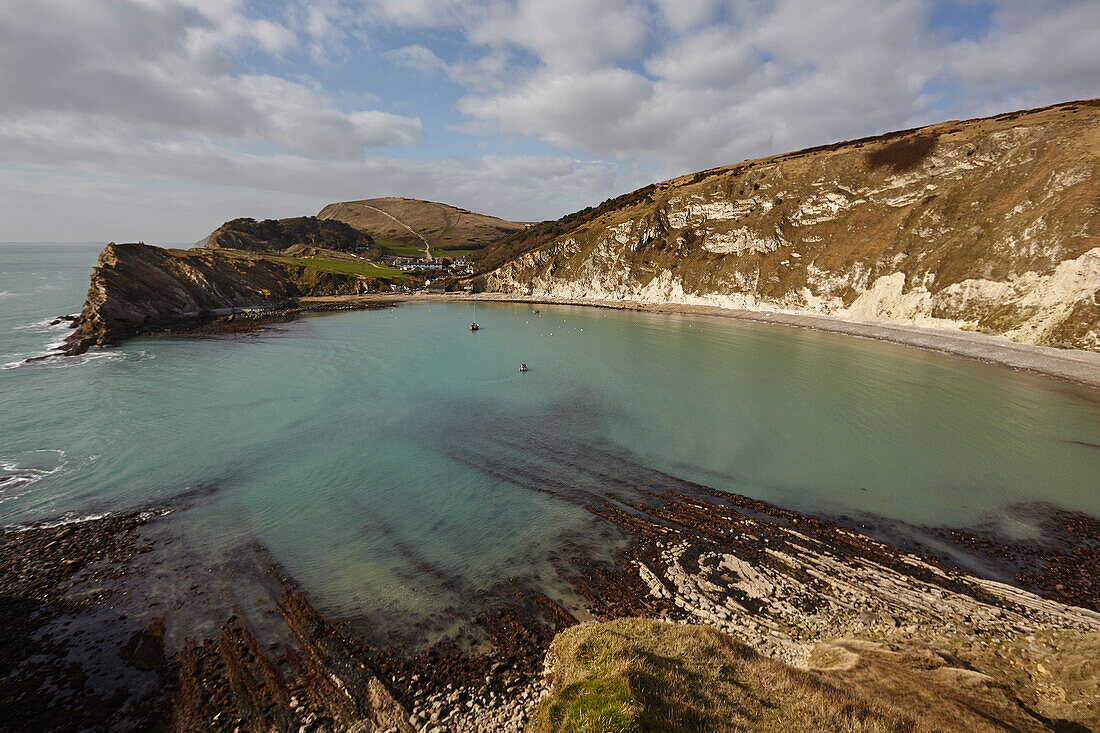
[{"x1": 60, "y1": 243, "x2": 396, "y2": 356}]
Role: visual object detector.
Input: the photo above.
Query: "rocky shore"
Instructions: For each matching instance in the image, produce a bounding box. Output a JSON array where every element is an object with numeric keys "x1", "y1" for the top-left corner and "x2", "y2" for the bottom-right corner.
[{"x1": 3, "y1": 463, "x2": 1098, "y2": 732}]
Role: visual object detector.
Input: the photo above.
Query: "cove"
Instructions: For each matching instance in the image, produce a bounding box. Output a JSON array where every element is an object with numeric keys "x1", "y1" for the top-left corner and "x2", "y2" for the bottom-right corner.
[{"x1": 4, "y1": 262, "x2": 1100, "y2": 643}]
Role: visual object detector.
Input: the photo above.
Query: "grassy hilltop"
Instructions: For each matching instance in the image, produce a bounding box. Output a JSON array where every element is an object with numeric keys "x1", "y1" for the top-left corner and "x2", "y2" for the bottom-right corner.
[{"x1": 319, "y1": 196, "x2": 527, "y2": 258}]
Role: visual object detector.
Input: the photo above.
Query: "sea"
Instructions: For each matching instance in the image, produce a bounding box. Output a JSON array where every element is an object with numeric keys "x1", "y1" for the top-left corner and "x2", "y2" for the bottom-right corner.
[{"x1": 2, "y1": 242, "x2": 1099, "y2": 642}]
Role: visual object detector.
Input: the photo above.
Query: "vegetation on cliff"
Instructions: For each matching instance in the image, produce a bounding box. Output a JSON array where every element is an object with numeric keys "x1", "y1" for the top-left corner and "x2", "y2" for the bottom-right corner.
[
  {"x1": 205, "y1": 216, "x2": 378, "y2": 256},
  {"x1": 534, "y1": 618, "x2": 1099, "y2": 733}
]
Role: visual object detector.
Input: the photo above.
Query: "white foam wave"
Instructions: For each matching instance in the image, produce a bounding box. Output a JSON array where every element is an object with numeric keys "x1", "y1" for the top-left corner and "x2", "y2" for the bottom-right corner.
[
  {"x1": 1, "y1": 348, "x2": 154, "y2": 371},
  {"x1": 14, "y1": 315, "x2": 76, "y2": 333},
  {"x1": 4, "y1": 507, "x2": 170, "y2": 533},
  {"x1": 5, "y1": 511, "x2": 111, "y2": 532},
  {"x1": 0, "y1": 449, "x2": 67, "y2": 504}
]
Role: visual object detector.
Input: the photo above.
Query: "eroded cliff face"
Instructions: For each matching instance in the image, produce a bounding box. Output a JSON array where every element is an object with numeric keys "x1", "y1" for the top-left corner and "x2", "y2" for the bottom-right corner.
[
  {"x1": 64, "y1": 243, "x2": 379, "y2": 354},
  {"x1": 487, "y1": 100, "x2": 1100, "y2": 350}
]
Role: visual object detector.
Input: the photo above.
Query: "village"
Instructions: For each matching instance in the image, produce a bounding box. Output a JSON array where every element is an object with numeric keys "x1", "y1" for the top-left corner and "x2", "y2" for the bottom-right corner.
[
  {"x1": 385, "y1": 254, "x2": 473, "y2": 274},
  {"x1": 377, "y1": 254, "x2": 476, "y2": 293}
]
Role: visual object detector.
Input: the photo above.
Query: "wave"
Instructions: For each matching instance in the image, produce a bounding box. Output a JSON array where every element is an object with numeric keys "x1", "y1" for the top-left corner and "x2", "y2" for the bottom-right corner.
[
  {"x1": 4, "y1": 508, "x2": 169, "y2": 533},
  {"x1": 5, "y1": 511, "x2": 112, "y2": 532},
  {"x1": 14, "y1": 315, "x2": 76, "y2": 333},
  {"x1": 1, "y1": 348, "x2": 154, "y2": 371},
  {"x1": 0, "y1": 449, "x2": 67, "y2": 505}
]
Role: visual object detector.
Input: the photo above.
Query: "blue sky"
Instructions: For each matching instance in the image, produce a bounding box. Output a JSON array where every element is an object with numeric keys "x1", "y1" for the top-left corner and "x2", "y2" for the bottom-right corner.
[{"x1": 1, "y1": 0, "x2": 1097, "y2": 242}]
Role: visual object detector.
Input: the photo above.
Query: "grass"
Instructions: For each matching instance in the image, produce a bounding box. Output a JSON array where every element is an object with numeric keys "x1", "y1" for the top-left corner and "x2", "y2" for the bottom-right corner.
[
  {"x1": 532, "y1": 618, "x2": 1093, "y2": 733},
  {"x1": 534, "y1": 619, "x2": 904, "y2": 733},
  {"x1": 264, "y1": 253, "x2": 402, "y2": 278},
  {"x1": 219, "y1": 248, "x2": 403, "y2": 279},
  {"x1": 898, "y1": 627, "x2": 1100, "y2": 729},
  {"x1": 376, "y1": 238, "x2": 479, "y2": 260},
  {"x1": 375, "y1": 239, "x2": 427, "y2": 258},
  {"x1": 319, "y1": 197, "x2": 525, "y2": 253}
]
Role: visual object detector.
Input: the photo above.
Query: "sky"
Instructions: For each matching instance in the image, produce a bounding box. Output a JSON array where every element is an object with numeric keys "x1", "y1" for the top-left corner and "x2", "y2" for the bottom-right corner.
[{"x1": 1, "y1": 0, "x2": 1098, "y2": 243}]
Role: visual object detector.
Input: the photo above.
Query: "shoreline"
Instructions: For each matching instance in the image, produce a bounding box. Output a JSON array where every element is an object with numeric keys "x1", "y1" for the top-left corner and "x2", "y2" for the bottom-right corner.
[
  {"x1": 297, "y1": 292, "x2": 1100, "y2": 389},
  {"x1": 4, "y1": 474, "x2": 1099, "y2": 730}
]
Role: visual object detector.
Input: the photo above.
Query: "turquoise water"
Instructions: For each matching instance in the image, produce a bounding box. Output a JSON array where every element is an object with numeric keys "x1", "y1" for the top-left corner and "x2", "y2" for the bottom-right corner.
[{"x1": 3, "y1": 243, "x2": 1100, "y2": 634}]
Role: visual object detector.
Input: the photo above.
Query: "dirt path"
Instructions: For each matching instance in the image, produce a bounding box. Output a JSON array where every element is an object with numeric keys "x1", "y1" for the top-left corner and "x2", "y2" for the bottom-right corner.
[{"x1": 360, "y1": 204, "x2": 432, "y2": 260}]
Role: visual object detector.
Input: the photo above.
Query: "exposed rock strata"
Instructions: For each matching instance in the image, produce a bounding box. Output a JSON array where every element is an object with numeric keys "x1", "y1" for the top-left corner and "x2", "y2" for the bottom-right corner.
[
  {"x1": 4, "y1": 479, "x2": 1098, "y2": 731},
  {"x1": 487, "y1": 99, "x2": 1100, "y2": 350},
  {"x1": 62, "y1": 243, "x2": 388, "y2": 355}
]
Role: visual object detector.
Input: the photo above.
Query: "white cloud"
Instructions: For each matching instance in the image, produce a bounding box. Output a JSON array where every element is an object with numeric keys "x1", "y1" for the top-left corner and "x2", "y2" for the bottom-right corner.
[
  {"x1": 946, "y1": 1, "x2": 1100, "y2": 105},
  {"x1": 0, "y1": 142, "x2": 623, "y2": 241},
  {"x1": 3, "y1": 0, "x2": 1100, "y2": 242},
  {"x1": 470, "y1": 0, "x2": 651, "y2": 70},
  {"x1": 448, "y1": 0, "x2": 1100, "y2": 174},
  {"x1": 652, "y1": 0, "x2": 721, "y2": 34},
  {"x1": 458, "y1": 68, "x2": 656, "y2": 152},
  {"x1": 0, "y1": 0, "x2": 421, "y2": 161},
  {"x1": 357, "y1": 0, "x2": 469, "y2": 27},
  {"x1": 644, "y1": 27, "x2": 765, "y2": 88}
]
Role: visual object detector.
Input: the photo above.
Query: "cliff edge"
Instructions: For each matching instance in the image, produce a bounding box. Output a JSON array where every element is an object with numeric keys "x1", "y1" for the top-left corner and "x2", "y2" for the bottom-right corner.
[{"x1": 63, "y1": 243, "x2": 384, "y2": 355}]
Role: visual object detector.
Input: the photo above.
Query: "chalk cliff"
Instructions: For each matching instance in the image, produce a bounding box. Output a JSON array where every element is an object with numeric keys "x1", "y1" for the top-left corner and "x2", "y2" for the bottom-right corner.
[{"x1": 486, "y1": 99, "x2": 1100, "y2": 350}]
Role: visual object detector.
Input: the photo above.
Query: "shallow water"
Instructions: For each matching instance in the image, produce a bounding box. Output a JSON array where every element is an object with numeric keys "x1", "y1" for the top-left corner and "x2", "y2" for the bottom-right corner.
[{"x1": 2, "y1": 243, "x2": 1099, "y2": 636}]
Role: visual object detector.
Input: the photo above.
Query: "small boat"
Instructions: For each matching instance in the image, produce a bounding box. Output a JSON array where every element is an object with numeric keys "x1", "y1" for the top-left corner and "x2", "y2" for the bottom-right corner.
[
  {"x1": 470, "y1": 323, "x2": 479, "y2": 331},
  {"x1": 533, "y1": 309, "x2": 540, "y2": 314},
  {"x1": 519, "y1": 363, "x2": 528, "y2": 372}
]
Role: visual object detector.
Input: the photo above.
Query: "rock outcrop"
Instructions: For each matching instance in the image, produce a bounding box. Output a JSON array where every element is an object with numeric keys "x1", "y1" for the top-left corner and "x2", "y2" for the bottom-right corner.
[
  {"x1": 63, "y1": 243, "x2": 383, "y2": 355},
  {"x1": 486, "y1": 99, "x2": 1100, "y2": 350}
]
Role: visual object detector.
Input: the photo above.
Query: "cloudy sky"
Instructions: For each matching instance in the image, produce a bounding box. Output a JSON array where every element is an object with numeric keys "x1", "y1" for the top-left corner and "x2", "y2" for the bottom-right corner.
[{"x1": 1, "y1": 0, "x2": 1098, "y2": 243}]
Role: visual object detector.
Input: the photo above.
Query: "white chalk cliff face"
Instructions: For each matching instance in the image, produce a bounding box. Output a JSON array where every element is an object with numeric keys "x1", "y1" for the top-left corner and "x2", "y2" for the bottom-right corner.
[{"x1": 487, "y1": 100, "x2": 1100, "y2": 351}]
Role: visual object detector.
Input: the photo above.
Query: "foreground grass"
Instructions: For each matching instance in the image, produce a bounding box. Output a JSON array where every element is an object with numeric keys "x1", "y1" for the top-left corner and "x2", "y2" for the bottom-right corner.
[{"x1": 532, "y1": 618, "x2": 1095, "y2": 733}]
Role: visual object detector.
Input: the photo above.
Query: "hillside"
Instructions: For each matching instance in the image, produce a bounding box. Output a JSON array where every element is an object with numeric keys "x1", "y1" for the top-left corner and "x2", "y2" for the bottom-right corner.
[
  {"x1": 318, "y1": 196, "x2": 526, "y2": 257},
  {"x1": 485, "y1": 99, "x2": 1100, "y2": 351},
  {"x1": 204, "y1": 216, "x2": 377, "y2": 256}
]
